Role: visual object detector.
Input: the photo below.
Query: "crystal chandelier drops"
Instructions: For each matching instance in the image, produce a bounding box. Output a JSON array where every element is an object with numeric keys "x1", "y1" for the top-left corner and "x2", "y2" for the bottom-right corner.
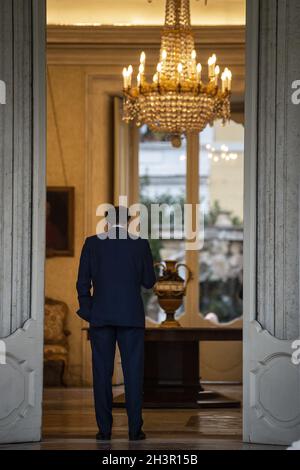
[{"x1": 122, "y1": 0, "x2": 232, "y2": 137}]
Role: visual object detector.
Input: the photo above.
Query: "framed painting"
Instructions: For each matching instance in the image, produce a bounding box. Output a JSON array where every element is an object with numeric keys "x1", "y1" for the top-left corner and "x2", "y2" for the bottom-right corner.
[{"x1": 46, "y1": 187, "x2": 75, "y2": 257}]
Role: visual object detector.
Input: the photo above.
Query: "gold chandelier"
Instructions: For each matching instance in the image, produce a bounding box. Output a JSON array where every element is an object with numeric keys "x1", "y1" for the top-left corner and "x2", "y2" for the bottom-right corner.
[{"x1": 122, "y1": 0, "x2": 232, "y2": 138}]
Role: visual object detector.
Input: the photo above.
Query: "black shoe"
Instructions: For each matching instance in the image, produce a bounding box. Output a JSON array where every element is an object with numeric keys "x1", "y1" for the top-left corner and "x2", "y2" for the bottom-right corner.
[
  {"x1": 129, "y1": 430, "x2": 146, "y2": 441},
  {"x1": 96, "y1": 431, "x2": 111, "y2": 441}
]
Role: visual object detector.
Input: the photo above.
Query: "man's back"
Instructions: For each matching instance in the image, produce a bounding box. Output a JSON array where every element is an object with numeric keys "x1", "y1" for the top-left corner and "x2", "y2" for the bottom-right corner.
[{"x1": 76, "y1": 228, "x2": 156, "y2": 327}]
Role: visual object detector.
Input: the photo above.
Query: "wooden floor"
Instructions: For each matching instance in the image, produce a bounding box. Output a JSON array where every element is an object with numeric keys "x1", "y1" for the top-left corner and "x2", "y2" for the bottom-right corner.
[{"x1": 0, "y1": 385, "x2": 283, "y2": 450}]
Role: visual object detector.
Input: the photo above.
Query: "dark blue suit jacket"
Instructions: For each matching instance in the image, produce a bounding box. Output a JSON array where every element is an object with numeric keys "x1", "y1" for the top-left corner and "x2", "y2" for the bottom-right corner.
[{"x1": 76, "y1": 228, "x2": 156, "y2": 327}]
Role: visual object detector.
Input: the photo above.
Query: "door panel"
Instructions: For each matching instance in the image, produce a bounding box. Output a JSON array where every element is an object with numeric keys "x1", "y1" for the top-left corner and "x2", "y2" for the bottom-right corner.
[
  {"x1": 0, "y1": 0, "x2": 46, "y2": 443},
  {"x1": 244, "y1": 0, "x2": 300, "y2": 445},
  {"x1": 246, "y1": 323, "x2": 300, "y2": 444}
]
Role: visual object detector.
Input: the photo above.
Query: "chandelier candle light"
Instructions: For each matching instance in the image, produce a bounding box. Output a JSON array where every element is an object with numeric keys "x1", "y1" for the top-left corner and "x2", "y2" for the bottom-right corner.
[{"x1": 122, "y1": 0, "x2": 232, "y2": 138}]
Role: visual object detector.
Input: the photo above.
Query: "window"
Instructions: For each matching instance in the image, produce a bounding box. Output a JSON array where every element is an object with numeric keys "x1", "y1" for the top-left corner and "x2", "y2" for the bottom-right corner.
[
  {"x1": 200, "y1": 120, "x2": 244, "y2": 323},
  {"x1": 138, "y1": 120, "x2": 244, "y2": 325},
  {"x1": 139, "y1": 125, "x2": 186, "y2": 324}
]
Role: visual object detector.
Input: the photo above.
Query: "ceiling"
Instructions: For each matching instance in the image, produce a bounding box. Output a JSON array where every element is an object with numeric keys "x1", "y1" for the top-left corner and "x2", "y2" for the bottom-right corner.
[{"x1": 47, "y1": 0, "x2": 246, "y2": 26}]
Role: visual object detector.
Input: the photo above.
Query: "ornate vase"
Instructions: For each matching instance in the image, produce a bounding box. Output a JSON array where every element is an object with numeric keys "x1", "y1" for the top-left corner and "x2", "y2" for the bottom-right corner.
[{"x1": 153, "y1": 260, "x2": 192, "y2": 328}]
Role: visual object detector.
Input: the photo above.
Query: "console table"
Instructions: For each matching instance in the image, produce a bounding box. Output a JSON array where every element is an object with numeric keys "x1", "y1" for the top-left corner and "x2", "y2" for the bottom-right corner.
[{"x1": 142, "y1": 327, "x2": 242, "y2": 408}]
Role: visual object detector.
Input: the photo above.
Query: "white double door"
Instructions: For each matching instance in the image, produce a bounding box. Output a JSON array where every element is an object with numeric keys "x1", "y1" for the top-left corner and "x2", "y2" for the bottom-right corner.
[{"x1": 1, "y1": 0, "x2": 300, "y2": 446}]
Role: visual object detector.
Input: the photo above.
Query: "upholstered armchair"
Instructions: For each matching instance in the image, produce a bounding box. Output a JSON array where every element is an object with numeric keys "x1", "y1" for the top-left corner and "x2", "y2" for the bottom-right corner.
[{"x1": 44, "y1": 297, "x2": 70, "y2": 386}]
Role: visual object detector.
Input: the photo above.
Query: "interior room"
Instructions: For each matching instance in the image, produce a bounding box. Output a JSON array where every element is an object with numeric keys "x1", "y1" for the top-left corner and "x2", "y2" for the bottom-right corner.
[
  {"x1": 43, "y1": 0, "x2": 245, "y2": 449},
  {"x1": 1, "y1": 0, "x2": 300, "y2": 452}
]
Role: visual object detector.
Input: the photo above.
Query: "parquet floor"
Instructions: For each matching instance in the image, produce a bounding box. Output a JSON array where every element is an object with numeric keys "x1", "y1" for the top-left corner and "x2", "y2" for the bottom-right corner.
[{"x1": 0, "y1": 385, "x2": 283, "y2": 450}]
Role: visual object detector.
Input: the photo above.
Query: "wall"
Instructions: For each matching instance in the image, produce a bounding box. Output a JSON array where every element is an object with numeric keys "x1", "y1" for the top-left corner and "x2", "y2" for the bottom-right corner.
[
  {"x1": 46, "y1": 65, "x2": 88, "y2": 385},
  {"x1": 46, "y1": 63, "x2": 116, "y2": 384}
]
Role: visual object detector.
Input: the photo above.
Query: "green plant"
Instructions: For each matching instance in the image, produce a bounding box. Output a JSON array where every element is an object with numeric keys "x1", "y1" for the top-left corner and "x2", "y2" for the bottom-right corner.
[{"x1": 204, "y1": 199, "x2": 243, "y2": 227}]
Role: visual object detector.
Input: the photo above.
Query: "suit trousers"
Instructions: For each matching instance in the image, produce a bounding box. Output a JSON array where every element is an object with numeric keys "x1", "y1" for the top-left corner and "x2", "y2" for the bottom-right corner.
[{"x1": 89, "y1": 325, "x2": 145, "y2": 436}]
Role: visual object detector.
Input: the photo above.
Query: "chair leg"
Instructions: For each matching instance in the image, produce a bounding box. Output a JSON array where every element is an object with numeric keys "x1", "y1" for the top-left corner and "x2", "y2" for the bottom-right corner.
[{"x1": 61, "y1": 360, "x2": 68, "y2": 386}]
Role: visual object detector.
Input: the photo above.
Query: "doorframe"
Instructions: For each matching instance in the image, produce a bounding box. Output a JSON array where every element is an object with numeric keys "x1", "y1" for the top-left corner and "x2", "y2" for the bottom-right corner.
[
  {"x1": 242, "y1": 0, "x2": 259, "y2": 441},
  {"x1": 243, "y1": 0, "x2": 259, "y2": 442},
  {"x1": 31, "y1": 0, "x2": 47, "y2": 440},
  {"x1": 242, "y1": 0, "x2": 259, "y2": 334},
  {"x1": 32, "y1": 0, "x2": 46, "y2": 329}
]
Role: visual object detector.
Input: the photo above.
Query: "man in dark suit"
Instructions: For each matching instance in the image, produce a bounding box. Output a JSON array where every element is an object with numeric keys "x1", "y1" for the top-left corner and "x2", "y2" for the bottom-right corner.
[{"x1": 76, "y1": 206, "x2": 156, "y2": 441}]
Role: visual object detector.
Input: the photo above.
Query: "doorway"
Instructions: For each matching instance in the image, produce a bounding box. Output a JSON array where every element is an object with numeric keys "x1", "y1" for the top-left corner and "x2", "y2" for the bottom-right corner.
[
  {"x1": 6, "y1": 0, "x2": 298, "y2": 449},
  {"x1": 43, "y1": 8, "x2": 246, "y2": 448}
]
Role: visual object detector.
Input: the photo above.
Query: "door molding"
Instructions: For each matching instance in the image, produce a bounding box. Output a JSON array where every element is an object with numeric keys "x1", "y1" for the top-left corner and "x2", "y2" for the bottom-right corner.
[
  {"x1": 243, "y1": 0, "x2": 300, "y2": 445},
  {"x1": 0, "y1": 0, "x2": 46, "y2": 443}
]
